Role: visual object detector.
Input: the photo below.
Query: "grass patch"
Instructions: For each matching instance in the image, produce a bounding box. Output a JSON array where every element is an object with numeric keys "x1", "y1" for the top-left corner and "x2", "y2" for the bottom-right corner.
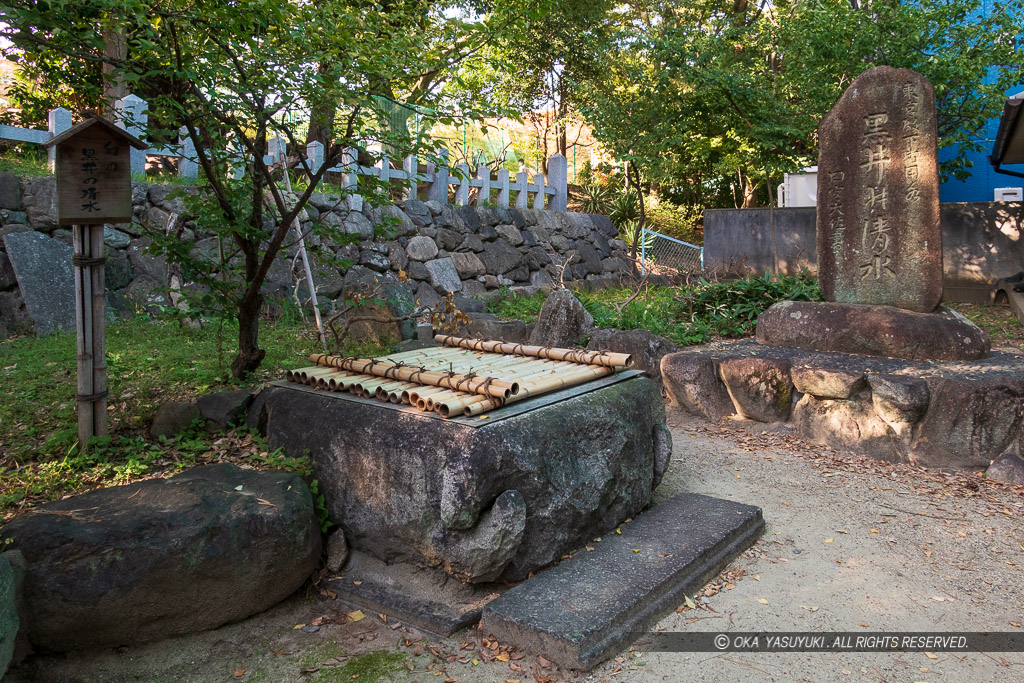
[
  {"x1": 296, "y1": 644, "x2": 407, "y2": 682},
  {"x1": 487, "y1": 272, "x2": 822, "y2": 345},
  {"x1": 949, "y1": 302, "x2": 1024, "y2": 351},
  {"x1": 0, "y1": 313, "x2": 392, "y2": 518},
  {"x1": 0, "y1": 147, "x2": 50, "y2": 177}
]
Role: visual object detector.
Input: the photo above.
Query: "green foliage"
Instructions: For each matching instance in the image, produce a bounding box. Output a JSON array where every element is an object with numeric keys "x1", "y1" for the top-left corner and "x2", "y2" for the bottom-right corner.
[
  {"x1": 608, "y1": 189, "x2": 640, "y2": 228},
  {"x1": 0, "y1": 147, "x2": 50, "y2": 177},
  {"x1": 578, "y1": 0, "x2": 1024, "y2": 210},
  {"x1": 578, "y1": 182, "x2": 611, "y2": 214},
  {"x1": 486, "y1": 286, "x2": 547, "y2": 321},
  {"x1": 487, "y1": 273, "x2": 822, "y2": 345},
  {"x1": 0, "y1": 314, "x2": 324, "y2": 512}
]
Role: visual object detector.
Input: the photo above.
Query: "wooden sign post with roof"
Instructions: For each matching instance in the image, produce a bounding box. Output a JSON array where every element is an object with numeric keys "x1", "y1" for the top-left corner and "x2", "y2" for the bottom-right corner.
[{"x1": 43, "y1": 114, "x2": 146, "y2": 447}]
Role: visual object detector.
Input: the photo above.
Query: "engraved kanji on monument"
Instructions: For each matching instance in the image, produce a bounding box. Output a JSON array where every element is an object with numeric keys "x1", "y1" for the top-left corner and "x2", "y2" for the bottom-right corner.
[{"x1": 816, "y1": 67, "x2": 942, "y2": 313}]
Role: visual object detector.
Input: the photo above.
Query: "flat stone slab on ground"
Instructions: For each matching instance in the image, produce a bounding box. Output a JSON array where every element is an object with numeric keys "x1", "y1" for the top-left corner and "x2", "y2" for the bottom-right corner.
[
  {"x1": 1, "y1": 231, "x2": 75, "y2": 334},
  {"x1": 480, "y1": 492, "x2": 763, "y2": 670},
  {"x1": 325, "y1": 551, "x2": 500, "y2": 636}
]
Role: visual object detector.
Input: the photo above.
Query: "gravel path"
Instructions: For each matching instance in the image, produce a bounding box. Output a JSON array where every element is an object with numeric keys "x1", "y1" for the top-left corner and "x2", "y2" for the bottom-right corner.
[{"x1": 10, "y1": 408, "x2": 1024, "y2": 682}]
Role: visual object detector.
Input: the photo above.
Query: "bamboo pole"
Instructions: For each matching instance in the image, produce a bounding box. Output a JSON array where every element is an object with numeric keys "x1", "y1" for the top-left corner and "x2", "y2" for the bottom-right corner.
[
  {"x1": 435, "y1": 335, "x2": 632, "y2": 368},
  {"x1": 89, "y1": 225, "x2": 107, "y2": 438},
  {"x1": 311, "y1": 354, "x2": 516, "y2": 399},
  {"x1": 73, "y1": 225, "x2": 93, "y2": 447},
  {"x1": 463, "y1": 365, "x2": 616, "y2": 416}
]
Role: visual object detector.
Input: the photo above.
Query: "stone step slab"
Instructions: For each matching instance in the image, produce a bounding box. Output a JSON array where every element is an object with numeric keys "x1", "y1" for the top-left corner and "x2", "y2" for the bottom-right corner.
[{"x1": 480, "y1": 492, "x2": 764, "y2": 670}]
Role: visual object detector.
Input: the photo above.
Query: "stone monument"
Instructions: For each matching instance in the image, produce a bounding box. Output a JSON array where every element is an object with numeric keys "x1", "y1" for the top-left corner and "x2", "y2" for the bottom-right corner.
[{"x1": 758, "y1": 66, "x2": 989, "y2": 361}]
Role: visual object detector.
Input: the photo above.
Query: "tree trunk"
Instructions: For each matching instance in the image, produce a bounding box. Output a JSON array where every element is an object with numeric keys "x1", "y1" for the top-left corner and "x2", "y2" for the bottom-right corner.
[
  {"x1": 101, "y1": 30, "x2": 127, "y2": 115},
  {"x1": 306, "y1": 62, "x2": 337, "y2": 146},
  {"x1": 231, "y1": 287, "x2": 266, "y2": 378}
]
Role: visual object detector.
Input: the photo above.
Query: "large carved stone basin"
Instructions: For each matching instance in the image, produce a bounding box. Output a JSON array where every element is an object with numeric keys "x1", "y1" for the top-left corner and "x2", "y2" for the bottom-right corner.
[{"x1": 252, "y1": 372, "x2": 671, "y2": 583}]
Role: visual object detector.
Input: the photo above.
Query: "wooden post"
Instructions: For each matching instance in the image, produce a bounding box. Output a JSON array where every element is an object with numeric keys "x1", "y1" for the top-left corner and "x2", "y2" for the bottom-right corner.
[{"x1": 44, "y1": 114, "x2": 144, "y2": 447}]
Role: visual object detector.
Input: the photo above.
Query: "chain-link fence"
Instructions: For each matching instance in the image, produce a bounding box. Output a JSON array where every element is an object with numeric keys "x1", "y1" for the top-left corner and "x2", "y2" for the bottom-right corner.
[{"x1": 639, "y1": 227, "x2": 703, "y2": 277}]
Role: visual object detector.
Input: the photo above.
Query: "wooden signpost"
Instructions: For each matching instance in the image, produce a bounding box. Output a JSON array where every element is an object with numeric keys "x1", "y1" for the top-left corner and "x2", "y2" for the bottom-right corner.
[{"x1": 43, "y1": 114, "x2": 145, "y2": 447}]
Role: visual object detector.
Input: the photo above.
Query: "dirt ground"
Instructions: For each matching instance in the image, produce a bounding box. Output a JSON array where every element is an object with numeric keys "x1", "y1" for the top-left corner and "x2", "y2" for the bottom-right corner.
[{"x1": 8, "y1": 407, "x2": 1024, "y2": 683}]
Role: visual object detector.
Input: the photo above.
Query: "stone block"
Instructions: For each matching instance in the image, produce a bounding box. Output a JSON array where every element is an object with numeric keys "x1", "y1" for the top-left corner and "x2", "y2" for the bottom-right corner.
[
  {"x1": 21, "y1": 177, "x2": 56, "y2": 230},
  {"x1": 1, "y1": 231, "x2": 75, "y2": 334},
  {"x1": 425, "y1": 257, "x2": 463, "y2": 293},
  {"x1": 258, "y1": 375, "x2": 668, "y2": 582},
  {"x1": 756, "y1": 300, "x2": 990, "y2": 361},
  {"x1": 480, "y1": 492, "x2": 763, "y2": 670},
  {"x1": 986, "y1": 452, "x2": 1024, "y2": 486},
  {"x1": 406, "y1": 235, "x2": 438, "y2": 262},
  {"x1": 791, "y1": 367, "x2": 866, "y2": 400},
  {"x1": 816, "y1": 66, "x2": 941, "y2": 312},
  {"x1": 793, "y1": 394, "x2": 904, "y2": 462},
  {"x1": 0, "y1": 173, "x2": 21, "y2": 211},
  {"x1": 660, "y1": 354, "x2": 735, "y2": 421},
  {"x1": 719, "y1": 357, "x2": 794, "y2": 422},
  {"x1": 0, "y1": 553, "x2": 18, "y2": 677}
]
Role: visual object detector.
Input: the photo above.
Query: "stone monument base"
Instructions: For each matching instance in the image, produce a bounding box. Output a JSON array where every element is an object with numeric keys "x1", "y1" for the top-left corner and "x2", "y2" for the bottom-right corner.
[
  {"x1": 661, "y1": 339, "x2": 1024, "y2": 471},
  {"x1": 756, "y1": 301, "x2": 990, "y2": 361},
  {"x1": 252, "y1": 373, "x2": 671, "y2": 584}
]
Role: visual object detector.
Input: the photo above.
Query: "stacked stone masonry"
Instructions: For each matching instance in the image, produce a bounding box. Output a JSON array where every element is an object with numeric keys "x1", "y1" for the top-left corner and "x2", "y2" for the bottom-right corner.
[{"x1": 0, "y1": 173, "x2": 629, "y2": 337}]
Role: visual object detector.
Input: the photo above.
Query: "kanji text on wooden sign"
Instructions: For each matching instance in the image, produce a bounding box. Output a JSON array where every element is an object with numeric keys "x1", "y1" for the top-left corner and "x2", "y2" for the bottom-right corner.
[{"x1": 43, "y1": 114, "x2": 146, "y2": 225}]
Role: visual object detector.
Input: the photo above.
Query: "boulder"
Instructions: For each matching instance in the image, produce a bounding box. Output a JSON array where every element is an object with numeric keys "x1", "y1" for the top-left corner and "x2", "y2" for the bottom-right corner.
[
  {"x1": 459, "y1": 234, "x2": 485, "y2": 253},
  {"x1": 0, "y1": 291, "x2": 30, "y2": 336},
  {"x1": 358, "y1": 248, "x2": 391, "y2": 273},
  {"x1": 436, "y1": 489, "x2": 526, "y2": 583},
  {"x1": 2, "y1": 231, "x2": 75, "y2": 334},
  {"x1": 125, "y1": 275, "x2": 168, "y2": 313},
  {"x1": 586, "y1": 328, "x2": 678, "y2": 392},
  {"x1": 402, "y1": 199, "x2": 433, "y2": 227},
  {"x1": 21, "y1": 177, "x2": 56, "y2": 229},
  {"x1": 450, "y1": 252, "x2": 486, "y2": 279},
  {"x1": 434, "y1": 227, "x2": 462, "y2": 251},
  {"x1": 791, "y1": 367, "x2": 866, "y2": 400},
  {"x1": 756, "y1": 301, "x2": 990, "y2": 361},
  {"x1": 528, "y1": 289, "x2": 594, "y2": 348},
  {"x1": 308, "y1": 193, "x2": 345, "y2": 212},
  {"x1": 718, "y1": 357, "x2": 794, "y2": 423},
  {"x1": 406, "y1": 235, "x2": 439, "y2": 262},
  {"x1": 461, "y1": 315, "x2": 532, "y2": 344},
  {"x1": 147, "y1": 185, "x2": 192, "y2": 213},
  {"x1": 986, "y1": 452, "x2": 1024, "y2": 486},
  {"x1": 868, "y1": 374, "x2": 930, "y2": 424},
  {"x1": 793, "y1": 394, "x2": 904, "y2": 462},
  {"x1": 1, "y1": 552, "x2": 18, "y2": 676},
  {"x1": 0, "y1": 173, "x2": 21, "y2": 211},
  {"x1": 326, "y1": 530, "x2": 350, "y2": 573},
  {"x1": 378, "y1": 205, "x2": 416, "y2": 237},
  {"x1": 150, "y1": 400, "x2": 202, "y2": 438},
  {"x1": 103, "y1": 226, "x2": 132, "y2": 249},
  {"x1": 458, "y1": 205, "x2": 481, "y2": 231},
  {"x1": 910, "y1": 376, "x2": 1024, "y2": 469},
  {"x1": 197, "y1": 389, "x2": 254, "y2": 429},
  {"x1": 495, "y1": 225, "x2": 523, "y2": 246},
  {"x1": 0, "y1": 252, "x2": 15, "y2": 291},
  {"x1": 425, "y1": 257, "x2": 463, "y2": 294},
  {"x1": 105, "y1": 249, "x2": 133, "y2": 290},
  {"x1": 0, "y1": 464, "x2": 322, "y2": 652},
  {"x1": 344, "y1": 212, "x2": 375, "y2": 238},
  {"x1": 345, "y1": 281, "x2": 417, "y2": 343}
]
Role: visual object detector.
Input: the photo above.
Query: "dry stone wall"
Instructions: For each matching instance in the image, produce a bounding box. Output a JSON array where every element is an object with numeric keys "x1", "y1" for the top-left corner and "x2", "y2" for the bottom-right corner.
[{"x1": 0, "y1": 173, "x2": 629, "y2": 337}]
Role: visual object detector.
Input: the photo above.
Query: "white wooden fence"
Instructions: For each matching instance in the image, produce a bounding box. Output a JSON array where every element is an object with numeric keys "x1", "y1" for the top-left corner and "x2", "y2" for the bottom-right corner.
[{"x1": 0, "y1": 94, "x2": 568, "y2": 211}]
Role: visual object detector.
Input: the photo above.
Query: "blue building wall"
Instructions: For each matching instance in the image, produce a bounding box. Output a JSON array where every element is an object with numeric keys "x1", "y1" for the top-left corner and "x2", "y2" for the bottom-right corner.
[{"x1": 938, "y1": 0, "x2": 1024, "y2": 202}]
